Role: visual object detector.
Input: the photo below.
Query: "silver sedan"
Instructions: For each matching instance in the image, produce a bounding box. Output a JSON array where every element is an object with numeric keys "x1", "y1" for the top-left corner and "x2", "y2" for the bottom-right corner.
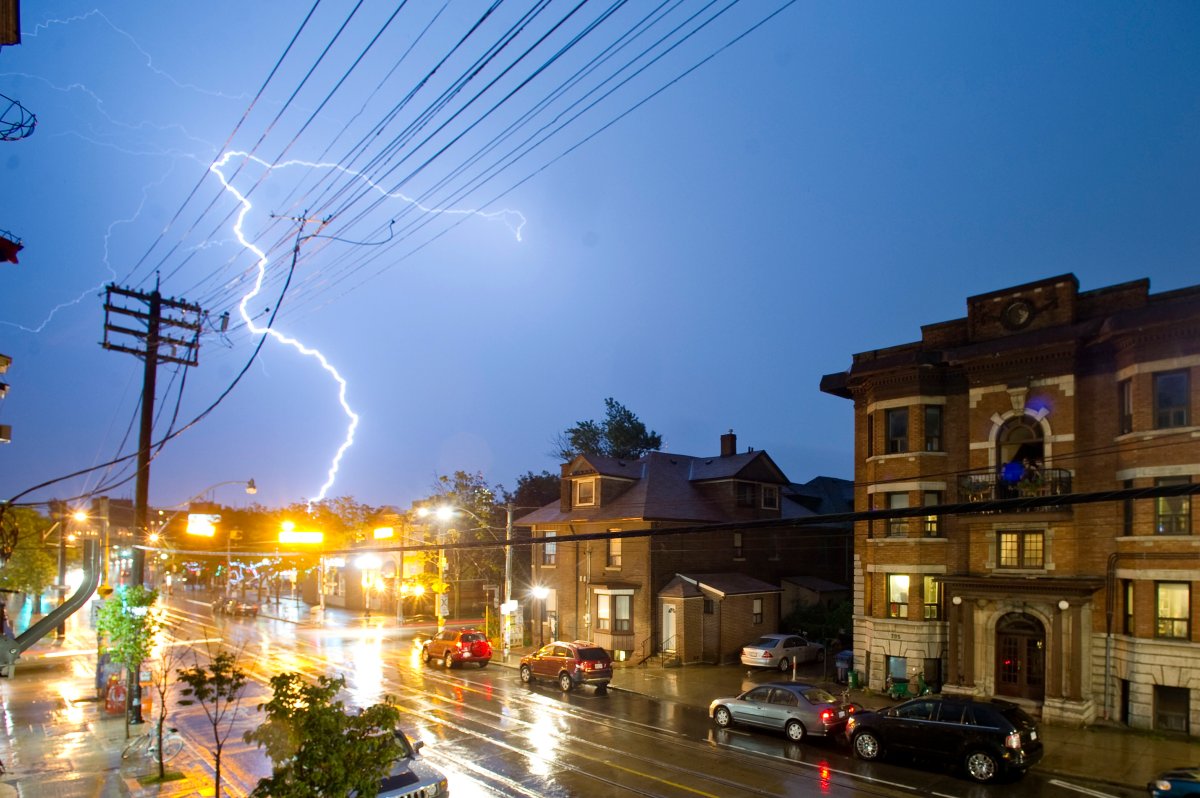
[
  {"x1": 709, "y1": 682, "x2": 849, "y2": 742},
  {"x1": 740, "y1": 634, "x2": 824, "y2": 671}
]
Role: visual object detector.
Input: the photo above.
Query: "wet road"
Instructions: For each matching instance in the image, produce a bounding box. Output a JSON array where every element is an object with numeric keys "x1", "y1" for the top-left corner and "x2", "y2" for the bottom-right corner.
[{"x1": 3, "y1": 596, "x2": 1148, "y2": 798}]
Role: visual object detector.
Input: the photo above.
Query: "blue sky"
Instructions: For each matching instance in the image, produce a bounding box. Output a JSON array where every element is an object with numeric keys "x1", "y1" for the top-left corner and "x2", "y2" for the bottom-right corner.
[{"x1": 1, "y1": 1, "x2": 1197, "y2": 512}]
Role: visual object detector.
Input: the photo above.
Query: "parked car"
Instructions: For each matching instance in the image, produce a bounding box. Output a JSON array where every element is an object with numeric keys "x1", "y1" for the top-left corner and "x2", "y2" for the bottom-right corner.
[
  {"x1": 709, "y1": 682, "x2": 850, "y2": 742},
  {"x1": 519, "y1": 641, "x2": 613, "y2": 693},
  {"x1": 370, "y1": 727, "x2": 449, "y2": 798},
  {"x1": 422, "y1": 628, "x2": 492, "y2": 668},
  {"x1": 740, "y1": 633, "x2": 824, "y2": 671},
  {"x1": 212, "y1": 598, "x2": 258, "y2": 617},
  {"x1": 846, "y1": 696, "x2": 1043, "y2": 783},
  {"x1": 1149, "y1": 766, "x2": 1200, "y2": 796}
]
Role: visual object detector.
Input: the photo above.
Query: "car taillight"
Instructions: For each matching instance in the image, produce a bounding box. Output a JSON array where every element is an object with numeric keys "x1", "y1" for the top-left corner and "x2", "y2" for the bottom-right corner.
[
  {"x1": 846, "y1": 705, "x2": 857, "y2": 714},
  {"x1": 1004, "y1": 731, "x2": 1022, "y2": 750},
  {"x1": 761, "y1": 651, "x2": 772, "y2": 658},
  {"x1": 820, "y1": 709, "x2": 834, "y2": 723}
]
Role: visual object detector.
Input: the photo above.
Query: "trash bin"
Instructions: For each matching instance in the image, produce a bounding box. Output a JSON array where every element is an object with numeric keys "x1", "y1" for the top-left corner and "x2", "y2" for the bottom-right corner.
[
  {"x1": 848, "y1": 669, "x2": 860, "y2": 689},
  {"x1": 834, "y1": 650, "x2": 854, "y2": 684}
]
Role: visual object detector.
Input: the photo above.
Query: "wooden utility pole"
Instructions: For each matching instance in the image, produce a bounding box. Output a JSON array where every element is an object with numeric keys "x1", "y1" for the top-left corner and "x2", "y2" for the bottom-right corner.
[{"x1": 103, "y1": 282, "x2": 201, "y2": 725}]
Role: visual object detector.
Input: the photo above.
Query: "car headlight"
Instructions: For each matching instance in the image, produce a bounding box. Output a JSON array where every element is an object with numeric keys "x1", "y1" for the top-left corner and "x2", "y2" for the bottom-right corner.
[{"x1": 1152, "y1": 780, "x2": 1172, "y2": 792}]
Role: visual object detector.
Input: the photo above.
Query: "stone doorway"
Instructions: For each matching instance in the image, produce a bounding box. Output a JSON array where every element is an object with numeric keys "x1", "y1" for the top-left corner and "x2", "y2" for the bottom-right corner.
[{"x1": 995, "y1": 612, "x2": 1045, "y2": 701}]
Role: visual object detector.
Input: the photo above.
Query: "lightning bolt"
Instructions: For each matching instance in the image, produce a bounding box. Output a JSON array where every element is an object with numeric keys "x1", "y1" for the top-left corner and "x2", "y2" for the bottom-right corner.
[{"x1": 208, "y1": 150, "x2": 525, "y2": 504}]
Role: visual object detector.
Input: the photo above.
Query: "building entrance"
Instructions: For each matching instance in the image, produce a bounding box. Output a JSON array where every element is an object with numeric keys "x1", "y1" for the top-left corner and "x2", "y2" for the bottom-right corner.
[{"x1": 995, "y1": 612, "x2": 1045, "y2": 701}]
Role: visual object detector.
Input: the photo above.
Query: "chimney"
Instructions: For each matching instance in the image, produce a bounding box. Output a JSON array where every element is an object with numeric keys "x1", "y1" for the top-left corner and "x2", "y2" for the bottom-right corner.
[{"x1": 720, "y1": 429, "x2": 737, "y2": 457}]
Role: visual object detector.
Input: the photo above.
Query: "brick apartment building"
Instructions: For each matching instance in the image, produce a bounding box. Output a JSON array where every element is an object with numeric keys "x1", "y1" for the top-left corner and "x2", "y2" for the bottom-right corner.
[
  {"x1": 821, "y1": 274, "x2": 1199, "y2": 731},
  {"x1": 516, "y1": 432, "x2": 852, "y2": 665}
]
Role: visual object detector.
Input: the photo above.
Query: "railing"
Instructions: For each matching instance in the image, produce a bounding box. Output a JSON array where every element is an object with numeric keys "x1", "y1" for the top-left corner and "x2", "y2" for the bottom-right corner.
[{"x1": 957, "y1": 468, "x2": 1073, "y2": 510}]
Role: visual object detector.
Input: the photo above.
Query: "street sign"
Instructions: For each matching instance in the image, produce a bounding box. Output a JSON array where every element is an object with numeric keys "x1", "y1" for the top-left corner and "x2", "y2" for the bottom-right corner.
[
  {"x1": 438, "y1": 594, "x2": 449, "y2": 617},
  {"x1": 500, "y1": 600, "x2": 518, "y2": 615}
]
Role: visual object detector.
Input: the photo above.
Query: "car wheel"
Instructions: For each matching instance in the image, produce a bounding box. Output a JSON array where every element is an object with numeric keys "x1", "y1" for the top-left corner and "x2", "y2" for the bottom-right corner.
[
  {"x1": 520, "y1": 665, "x2": 533, "y2": 684},
  {"x1": 964, "y1": 750, "x2": 1000, "y2": 783},
  {"x1": 785, "y1": 719, "x2": 806, "y2": 742},
  {"x1": 777, "y1": 657, "x2": 791, "y2": 672},
  {"x1": 422, "y1": 646, "x2": 432, "y2": 665},
  {"x1": 852, "y1": 730, "x2": 882, "y2": 761},
  {"x1": 477, "y1": 660, "x2": 489, "y2": 668},
  {"x1": 444, "y1": 652, "x2": 455, "y2": 669},
  {"x1": 595, "y1": 684, "x2": 608, "y2": 695},
  {"x1": 558, "y1": 672, "x2": 574, "y2": 692},
  {"x1": 713, "y1": 706, "x2": 733, "y2": 728}
]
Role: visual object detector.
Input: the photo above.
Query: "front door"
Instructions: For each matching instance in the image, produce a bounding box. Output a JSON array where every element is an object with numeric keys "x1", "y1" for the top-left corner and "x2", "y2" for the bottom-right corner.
[
  {"x1": 995, "y1": 613, "x2": 1045, "y2": 701},
  {"x1": 661, "y1": 604, "x2": 677, "y2": 653}
]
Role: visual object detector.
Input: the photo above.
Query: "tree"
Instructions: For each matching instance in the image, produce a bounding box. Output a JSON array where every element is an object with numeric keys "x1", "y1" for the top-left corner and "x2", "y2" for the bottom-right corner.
[
  {"x1": 177, "y1": 646, "x2": 250, "y2": 798},
  {"x1": 422, "y1": 472, "x2": 505, "y2": 622},
  {"x1": 244, "y1": 672, "x2": 403, "y2": 797},
  {"x1": 95, "y1": 584, "x2": 160, "y2": 736},
  {"x1": 506, "y1": 470, "x2": 561, "y2": 510},
  {"x1": 552, "y1": 397, "x2": 662, "y2": 461},
  {"x1": 144, "y1": 619, "x2": 189, "y2": 781},
  {"x1": 0, "y1": 507, "x2": 57, "y2": 612}
]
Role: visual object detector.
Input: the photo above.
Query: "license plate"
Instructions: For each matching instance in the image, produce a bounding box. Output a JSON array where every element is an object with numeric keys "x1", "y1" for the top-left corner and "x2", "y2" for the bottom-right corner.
[
  {"x1": 838, "y1": 711, "x2": 846, "y2": 718},
  {"x1": 462, "y1": 652, "x2": 472, "y2": 657},
  {"x1": 1030, "y1": 730, "x2": 1037, "y2": 740}
]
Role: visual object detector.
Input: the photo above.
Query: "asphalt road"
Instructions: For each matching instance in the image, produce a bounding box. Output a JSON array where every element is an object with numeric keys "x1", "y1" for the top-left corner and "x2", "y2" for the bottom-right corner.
[{"x1": 1, "y1": 595, "x2": 1152, "y2": 798}]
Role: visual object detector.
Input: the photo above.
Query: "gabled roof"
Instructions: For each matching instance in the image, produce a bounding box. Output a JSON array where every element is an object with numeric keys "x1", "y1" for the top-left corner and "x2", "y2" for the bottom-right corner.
[
  {"x1": 516, "y1": 447, "x2": 794, "y2": 527},
  {"x1": 674, "y1": 572, "x2": 781, "y2": 597},
  {"x1": 781, "y1": 575, "x2": 849, "y2": 593},
  {"x1": 784, "y1": 476, "x2": 854, "y2": 517}
]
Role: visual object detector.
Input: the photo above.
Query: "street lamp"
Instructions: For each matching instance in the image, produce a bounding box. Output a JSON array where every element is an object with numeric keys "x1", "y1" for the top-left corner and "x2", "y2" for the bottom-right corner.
[
  {"x1": 531, "y1": 585, "x2": 549, "y2": 647},
  {"x1": 178, "y1": 479, "x2": 257, "y2": 595},
  {"x1": 279, "y1": 521, "x2": 325, "y2": 611}
]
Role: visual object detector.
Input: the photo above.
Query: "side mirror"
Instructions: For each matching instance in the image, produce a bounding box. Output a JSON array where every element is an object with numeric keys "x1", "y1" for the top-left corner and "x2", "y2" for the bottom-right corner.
[{"x1": 413, "y1": 740, "x2": 425, "y2": 754}]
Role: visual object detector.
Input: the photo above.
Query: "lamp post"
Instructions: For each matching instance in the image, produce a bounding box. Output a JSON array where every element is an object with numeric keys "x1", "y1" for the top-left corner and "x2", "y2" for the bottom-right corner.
[
  {"x1": 356, "y1": 554, "x2": 381, "y2": 619},
  {"x1": 279, "y1": 522, "x2": 324, "y2": 612}
]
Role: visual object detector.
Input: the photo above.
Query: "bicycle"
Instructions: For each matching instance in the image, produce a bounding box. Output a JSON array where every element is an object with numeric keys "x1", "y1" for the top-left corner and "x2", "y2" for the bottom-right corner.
[{"x1": 121, "y1": 722, "x2": 184, "y2": 762}]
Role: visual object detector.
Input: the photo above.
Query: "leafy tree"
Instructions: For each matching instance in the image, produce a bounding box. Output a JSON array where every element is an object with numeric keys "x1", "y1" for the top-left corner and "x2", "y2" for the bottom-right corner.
[
  {"x1": 244, "y1": 672, "x2": 403, "y2": 798},
  {"x1": 96, "y1": 585, "x2": 160, "y2": 737},
  {"x1": 420, "y1": 472, "x2": 505, "y2": 622},
  {"x1": 0, "y1": 507, "x2": 57, "y2": 611},
  {"x1": 177, "y1": 646, "x2": 250, "y2": 798},
  {"x1": 552, "y1": 397, "x2": 662, "y2": 461},
  {"x1": 506, "y1": 470, "x2": 561, "y2": 510}
]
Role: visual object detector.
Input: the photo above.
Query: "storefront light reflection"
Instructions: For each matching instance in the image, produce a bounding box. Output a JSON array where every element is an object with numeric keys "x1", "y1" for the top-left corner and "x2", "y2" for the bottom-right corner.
[{"x1": 347, "y1": 634, "x2": 384, "y2": 707}]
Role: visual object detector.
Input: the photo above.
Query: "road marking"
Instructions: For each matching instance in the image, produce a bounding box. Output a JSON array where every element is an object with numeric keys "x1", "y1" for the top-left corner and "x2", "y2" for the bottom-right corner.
[{"x1": 1048, "y1": 779, "x2": 1122, "y2": 798}]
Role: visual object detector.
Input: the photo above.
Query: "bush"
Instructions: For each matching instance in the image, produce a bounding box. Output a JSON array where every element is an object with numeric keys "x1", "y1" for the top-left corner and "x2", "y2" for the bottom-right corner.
[{"x1": 782, "y1": 600, "x2": 852, "y2": 648}]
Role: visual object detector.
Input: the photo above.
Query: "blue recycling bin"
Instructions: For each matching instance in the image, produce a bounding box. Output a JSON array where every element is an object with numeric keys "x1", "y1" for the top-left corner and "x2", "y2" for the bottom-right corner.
[{"x1": 834, "y1": 650, "x2": 853, "y2": 684}]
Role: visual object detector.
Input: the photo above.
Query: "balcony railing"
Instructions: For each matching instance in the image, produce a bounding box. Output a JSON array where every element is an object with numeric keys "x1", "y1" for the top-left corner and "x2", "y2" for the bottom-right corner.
[{"x1": 957, "y1": 468, "x2": 1073, "y2": 510}]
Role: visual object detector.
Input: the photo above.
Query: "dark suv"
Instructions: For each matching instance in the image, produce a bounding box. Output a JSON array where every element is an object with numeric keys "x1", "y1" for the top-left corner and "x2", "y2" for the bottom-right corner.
[
  {"x1": 845, "y1": 696, "x2": 1043, "y2": 783},
  {"x1": 519, "y1": 641, "x2": 613, "y2": 693},
  {"x1": 421, "y1": 628, "x2": 492, "y2": 669}
]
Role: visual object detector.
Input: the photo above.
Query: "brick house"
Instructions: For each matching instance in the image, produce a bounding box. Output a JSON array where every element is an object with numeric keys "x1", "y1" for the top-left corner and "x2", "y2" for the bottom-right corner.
[
  {"x1": 820, "y1": 274, "x2": 1199, "y2": 730},
  {"x1": 516, "y1": 431, "x2": 852, "y2": 664}
]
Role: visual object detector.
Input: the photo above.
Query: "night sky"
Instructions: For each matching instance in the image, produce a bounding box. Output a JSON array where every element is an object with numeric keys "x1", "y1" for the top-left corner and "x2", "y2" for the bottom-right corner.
[{"x1": 1, "y1": 1, "x2": 1197, "y2": 512}]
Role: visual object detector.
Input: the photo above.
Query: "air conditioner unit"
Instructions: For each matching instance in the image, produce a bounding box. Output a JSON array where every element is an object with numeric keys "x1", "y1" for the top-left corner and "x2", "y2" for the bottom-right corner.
[{"x1": 0, "y1": 424, "x2": 11, "y2": 443}]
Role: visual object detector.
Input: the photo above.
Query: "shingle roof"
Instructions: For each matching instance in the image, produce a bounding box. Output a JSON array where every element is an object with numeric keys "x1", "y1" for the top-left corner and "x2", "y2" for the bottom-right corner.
[
  {"x1": 781, "y1": 575, "x2": 849, "y2": 593},
  {"x1": 676, "y1": 572, "x2": 781, "y2": 597}
]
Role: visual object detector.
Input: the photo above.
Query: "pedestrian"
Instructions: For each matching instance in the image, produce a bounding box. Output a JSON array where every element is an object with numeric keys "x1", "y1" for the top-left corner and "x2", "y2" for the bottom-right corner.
[{"x1": 0, "y1": 601, "x2": 12, "y2": 638}]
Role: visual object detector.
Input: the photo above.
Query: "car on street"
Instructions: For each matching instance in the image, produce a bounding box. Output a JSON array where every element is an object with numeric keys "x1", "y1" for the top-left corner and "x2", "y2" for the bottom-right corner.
[
  {"x1": 1149, "y1": 766, "x2": 1200, "y2": 796},
  {"x1": 421, "y1": 628, "x2": 492, "y2": 668},
  {"x1": 740, "y1": 633, "x2": 824, "y2": 671},
  {"x1": 845, "y1": 696, "x2": 1043, "y2": 783},
  {"x1": 519, "y1": 641, "x2": 613, "y2": 693},
  {"x1": 709, "y1": 682, "x2": 850, "y2": 742},
  {"x1": 212, "y1": 598, "x2": 259, "y2": 617},
  {"x1": 370, "y1": 727, "x2": 449, "y2": 798}
]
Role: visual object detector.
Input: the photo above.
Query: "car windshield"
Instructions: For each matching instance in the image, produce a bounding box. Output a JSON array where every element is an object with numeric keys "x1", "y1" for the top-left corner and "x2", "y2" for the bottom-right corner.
[
  {"x1": 748, "y1": 638, "x2": 779, "y2": 649},
  {"x1": 575, "y1": 647, "x2": 608, "y2": 661},
  {"x1": 461, "y1": 633, "x2": 485, "y2": 643},
  {"x1": 802, "y1": 688, "x2": 838, "y2": 704}
]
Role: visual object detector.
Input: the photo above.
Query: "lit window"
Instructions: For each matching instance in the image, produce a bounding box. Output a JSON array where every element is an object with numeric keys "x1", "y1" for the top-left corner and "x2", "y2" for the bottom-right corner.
[
  {"x1": 596, "y1": 594, "x2": 611, "y2": 631},
  {"x1": 542, "y1": 531, "x2": 557, "y2": 566},
  {"x1": 923, "y1": 576, "x2": 940, "y2": 620},
  {"x1": 1123, "y1": 580, "x2": 1134, "y2": 635},
  {"x1": 1154, "y1": 370, "x2": 1190, "y2": 429},
  {"x1": 614, "y1": 594, "x2": 632, "y2": 632},
  {"x1": 1156, "y1": 582, "x2": 1190, "y2": 639},
  {"x1": 998, "y1": 530, "x2": 1044, "y2": 569},
  {"x1": 752, "y1": 597, "x2": 763, "y2": 625},
  {"x1": 1156, "y1": 477, "x2": 1191, "y2": 535},
  {"x1": 888, "y1": 575, "x2": 909, "y2": 618},
  {"x1": 607, "y1": 535, "x2": 622, "y2": 568},
  {"x1": 1118, "y1": 379, "x2": 1133, "y2": 434},
  {"x1": 923, "y1": 491, "x2": 941, "y2": 537},
  {"x1": 575, "y1": 478, "x2": 596, "y2": 507}
]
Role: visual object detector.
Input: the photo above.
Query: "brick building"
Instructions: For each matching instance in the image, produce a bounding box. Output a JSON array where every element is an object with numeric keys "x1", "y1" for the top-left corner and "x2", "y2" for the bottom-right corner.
[
  {"x1": 516, "y1": 432, "x2": 852, "y2": 664},
  {"x1": 821, "y1": 274, "x2": 1199, "y2": 730}
]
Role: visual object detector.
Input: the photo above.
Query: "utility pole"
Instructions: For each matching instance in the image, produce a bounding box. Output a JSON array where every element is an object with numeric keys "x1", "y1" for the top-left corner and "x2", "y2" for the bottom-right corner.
[{"x1": 102, "y1": 282, "x2": 201, "y2": 725}]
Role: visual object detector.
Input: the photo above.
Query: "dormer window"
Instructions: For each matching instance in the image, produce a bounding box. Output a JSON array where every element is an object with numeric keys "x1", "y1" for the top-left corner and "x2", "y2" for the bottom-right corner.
[
  {"x1": 761, "y1": 485, "x2": 779, "y2": 510},
  {"x1": 575, "y1": 478, "x2": 596, "y2": 507},
  {"x1": 736, "y1": 481, "x2": 758, "y2": 507}
]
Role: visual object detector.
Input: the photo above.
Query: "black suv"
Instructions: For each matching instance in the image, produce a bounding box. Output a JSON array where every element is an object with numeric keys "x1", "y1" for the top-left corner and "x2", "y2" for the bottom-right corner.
[{"x1": 845, "y1": 696, "x2": 1043, "y2": 783}]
